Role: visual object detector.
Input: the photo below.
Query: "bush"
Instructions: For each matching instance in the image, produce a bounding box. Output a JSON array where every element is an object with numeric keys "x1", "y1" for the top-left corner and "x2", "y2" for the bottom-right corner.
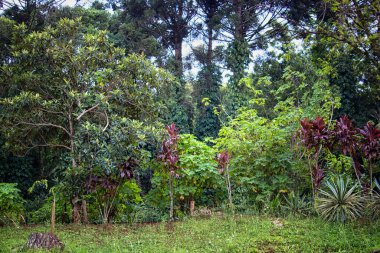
[
  {"x1": 119, "y1": 204, "x2": 168, "y2": 223},
  {"x1": 365, "y1": 180, "x2": 380, "y2": 220},
  {"x1": 0, "y1": 183, "x2": 24, "y2": 225},
  {"x1": 315, "y1": 175, "x2": 363, "y2": 222},
  {"x1": 282, "y1": 192, "x2": 311, "y2": 217}
]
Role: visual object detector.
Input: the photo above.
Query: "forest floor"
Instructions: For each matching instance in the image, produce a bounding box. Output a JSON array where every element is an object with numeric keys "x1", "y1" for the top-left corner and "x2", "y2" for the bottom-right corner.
[{"x1": 0, "y1": 215, "x2": 379, "y2": 252}]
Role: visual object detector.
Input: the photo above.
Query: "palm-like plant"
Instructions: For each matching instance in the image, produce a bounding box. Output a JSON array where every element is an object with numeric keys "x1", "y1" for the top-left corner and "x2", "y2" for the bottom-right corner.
[
  {"x1": 333, "y1": 116, "x2": 362, "y2": 185},
  {"x1": 358, "y1": 122, "x2": 380, "y2": 190},
  {"x1": 316, "y1": 175, "x2": 363, "y2": 222}
]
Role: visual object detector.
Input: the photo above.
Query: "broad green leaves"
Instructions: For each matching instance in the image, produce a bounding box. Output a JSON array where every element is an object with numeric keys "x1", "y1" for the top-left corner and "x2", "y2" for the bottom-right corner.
[{"x1": 177, "y1": 134, "x2": 221, "y2": 198}]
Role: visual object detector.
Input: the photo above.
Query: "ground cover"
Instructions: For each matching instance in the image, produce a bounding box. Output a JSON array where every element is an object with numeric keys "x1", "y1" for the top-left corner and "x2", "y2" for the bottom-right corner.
[{"x1": 1, "y1": 216, "x2": 379, "y2": 252}]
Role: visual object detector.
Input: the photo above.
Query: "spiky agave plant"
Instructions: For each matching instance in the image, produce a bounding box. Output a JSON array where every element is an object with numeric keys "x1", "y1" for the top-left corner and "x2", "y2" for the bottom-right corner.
[
  {"x1": 316, "y1": 175, "x2": 363, "y2": 222},
  {"x1": 282, "y1": 192, "x2": 311, "y2": 217}
]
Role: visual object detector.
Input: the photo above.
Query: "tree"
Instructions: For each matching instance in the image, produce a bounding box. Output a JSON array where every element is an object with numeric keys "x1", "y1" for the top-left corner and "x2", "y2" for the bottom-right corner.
[
  {"x1": 293, "y1": 0, "x2": 380, "y2": 124},
  {"x1": 319, "y1": 0, "x2": 380, "y2": 78},
  {"x1": 158, "y1": 123, "x2": 180, "y2": 221},
  {"x1": 216, "y1": 150, "x2": 233, "y2": 210},
  {"x1": 109, "y1": 0, "x2": 167, "y2": 60},
  {"x1": 79, "y1": 118, "x2": 154, "y2": 224},
  {"x1": 222, "y1": 0, "x2": 288, "y2": 117},
  {"x1": 215, "y1": 47, "x2": 341, "y2": 209},
  {"x1": 1, "y1": 0, "x2": 60, "y2": 31},
  {"x1": 192, "y1": 0, "x2": 224, "y2": 138},
  {"x1": 150, "y1": 0, "x2": 196, "y2": 77},
  {"x1": 358, "y1": 122, "x2": 380, "y2": 191},
  {"x1": 0, "y1": 18, "x2": 174, "y2": 223}
]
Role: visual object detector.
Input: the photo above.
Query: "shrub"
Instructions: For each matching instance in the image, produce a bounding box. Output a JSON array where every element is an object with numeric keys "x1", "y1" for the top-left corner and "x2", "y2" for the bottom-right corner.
[
  {"x1": 315, "y1": 175, "x2": 363, "y2": 222},
  {"x1": 0, "y1": 183, "x2": 24, "y2": 225},
  {"x1": 282, "y1": 192, "x2": 311, "y2": 217},
  {"x1": 365, "y1": 180, "x2": 380, "y2": 220}
]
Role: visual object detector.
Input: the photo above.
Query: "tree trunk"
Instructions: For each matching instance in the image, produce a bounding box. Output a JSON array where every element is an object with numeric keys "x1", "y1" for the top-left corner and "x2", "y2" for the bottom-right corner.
[
  {"x1": 72, "y1": 196, "x2": 81, "y2": 224},
  {"x1": 69, "y1": 111, "x2": 82, "y2": 224},
  {"x1": 174, "y1": 35, "x2": 183, "y2": 77},
  {"x1": 51, "y1": 195, "x2": 55, "y2": 234},
  {"x1": 233, "y1": 0, "x2": 244, "y2": 39},
  {"x1": 369, "y1": 160, "x2": 373, "y2": 195},
  {"x1": 173, "y1": 0, "x2": 183, "y2": 77},
  {"x1": 226, "y1": 166, "x2": 233, "y2": 212},
  {"x1": 169, "y1": 175, "x2": 174, "y2": 221},
  {"x1": 350, "y1": 150, "x2": 362, "y2": 188},
  {"x1": 207, "y1": 25, "x2": 213, "y2": 67},
  {"x1": 189, "y1": 196, "x2": 195, "y2": 216},
  {"x1": 81, "y1": 199, "x2": 89, "y2": 224}
]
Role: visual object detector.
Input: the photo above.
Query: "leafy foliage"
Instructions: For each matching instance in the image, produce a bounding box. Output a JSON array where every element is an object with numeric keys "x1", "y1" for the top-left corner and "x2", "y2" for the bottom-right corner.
[
  {"x1": 0, "y1": 183, "x2": 24, "y2": 225},
  {"x1": 177, "y1": 134, "x2": 221, "y2": 202},
  {"x1": 282, "y1": 192, "x2": 311, "y2": 217},
  {"x1": 359, "y1": 122, "x2": 380, "y2": 161}
]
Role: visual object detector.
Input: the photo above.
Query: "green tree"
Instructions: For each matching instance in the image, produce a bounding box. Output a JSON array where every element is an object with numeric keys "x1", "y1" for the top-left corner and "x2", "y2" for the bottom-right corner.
[
  {"x1": 0, "y1": 18, "x2": 174, "y2": 223},
  {"x1": 78, "y1": 119, "x2": 149, "y2": 223},
  {"x1": 221, "y1": 0, "x2": 288, "y2": 118},
  {"x1": 214, "y1": 48, "x2": 341, "y2": 210},
  {"x1": 192, "y1": 0, "x2": 224, "y2": 138}
]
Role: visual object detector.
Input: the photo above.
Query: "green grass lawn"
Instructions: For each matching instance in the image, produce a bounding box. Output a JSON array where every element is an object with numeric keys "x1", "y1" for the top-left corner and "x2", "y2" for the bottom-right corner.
[{"x1": 1, "y1": 216, "x2": 379, "y2": 252}]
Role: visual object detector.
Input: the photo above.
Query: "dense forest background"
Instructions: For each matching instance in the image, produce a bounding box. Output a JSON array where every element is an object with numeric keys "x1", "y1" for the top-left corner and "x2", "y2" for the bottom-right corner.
[{"x1": 0, "y1": 0, "x2": 379, "y2": 225}]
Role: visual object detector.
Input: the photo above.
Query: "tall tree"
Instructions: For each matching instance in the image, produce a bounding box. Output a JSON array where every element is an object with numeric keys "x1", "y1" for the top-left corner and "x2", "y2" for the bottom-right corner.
[
  {"x1": 222, "y1": 0, "x2": 287, "y2": 118},
  {"x1": 192, "y1": 0, "x2": 224, "y2": 138},
  {"x1": 150, "y1": 0, "x2": 196, "y2": 77},
  {"x1": 1, "y1": 0, "x2": 62, "y2": 30}
]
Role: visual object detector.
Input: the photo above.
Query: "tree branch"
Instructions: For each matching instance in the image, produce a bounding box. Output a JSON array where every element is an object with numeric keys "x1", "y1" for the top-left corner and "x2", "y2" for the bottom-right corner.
[
  {"x1": 16, "y1": 122, "x2": 70, "y2": 136},
  {"x1": 76, "y1": 104, "x2": 100, "y2": 120},
  {"x1": 102, "y1": 110, "x2": 109, "y2": 132}
]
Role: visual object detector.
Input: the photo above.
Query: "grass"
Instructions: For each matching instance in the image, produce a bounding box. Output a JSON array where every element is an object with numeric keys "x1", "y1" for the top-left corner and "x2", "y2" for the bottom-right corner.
[{"x1": 0, "y1": 215, "x2": 379, "y2": 252}]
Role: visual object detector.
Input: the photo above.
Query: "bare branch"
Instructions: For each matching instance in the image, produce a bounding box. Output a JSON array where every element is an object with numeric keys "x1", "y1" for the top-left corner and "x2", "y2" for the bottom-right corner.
[
  {"x1": 102, "y1": 111, "x2": 109, "y2": 132},
  {"x1": 76, "y1": 104, "x2": 100, "y2": 120},
  {"x1": 22, "y1": 143, "x2": 71, "y2": 156},
  {"x1": 16, "y1": 122, "x2": 70, "y2": 136}
]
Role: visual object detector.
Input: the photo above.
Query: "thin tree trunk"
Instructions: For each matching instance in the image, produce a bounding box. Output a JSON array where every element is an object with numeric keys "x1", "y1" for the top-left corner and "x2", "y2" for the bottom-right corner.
[
  {"x1": 169, "y1": 175, "x2": 174, "y2": 221},
  {"x1": 189, "y1": 196, "x2": 195, "y2": 216},
  {"x1": 174, "y1": 36, "x2": 183, "y2": 77},
  {"x1": 369, "y1": 160, "x2": 373, "y2": 195},
  {"x1": 308, "y1": 158, "x2": 315, "y2": 200},
  {"x1": 174, "y1": 0, "x2": 183, "y2": 77},
  {"x1": 69, "y1": 111, "x2": 82, "y2": 224},
  {"x1": 51, "y1": 194, "x2": 55, "y2": 234},
  {"x1": 226, "y1": 166, "x2": 233, "y2": 211},
  {"x1": 350, "y1": 150, "x2": 362, "y2": 188},
  {"x1": 207, "y1": 25, "x2": 213, "y2": 67}
]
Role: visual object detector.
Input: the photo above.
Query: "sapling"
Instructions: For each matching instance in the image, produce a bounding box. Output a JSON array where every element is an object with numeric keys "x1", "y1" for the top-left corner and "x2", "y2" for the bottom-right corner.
[
  {"x1": 158, "y1": 123, "x2": 180, "y2": 221},
  {"x1": 217, "y1": 151, "x2": 233, "y2": 212},
  {"x1": 28, "y1": 180, "x2": 57, "y2": 233},
  {"x1": 27, "y1": 180, "x2": 64, "y2": 250}
]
